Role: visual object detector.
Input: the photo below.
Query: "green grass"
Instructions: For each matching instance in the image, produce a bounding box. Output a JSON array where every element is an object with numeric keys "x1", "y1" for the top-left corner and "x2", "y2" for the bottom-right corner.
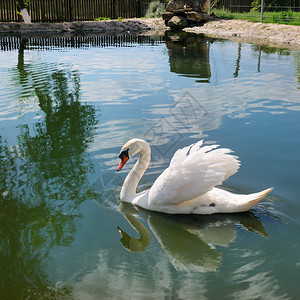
[
  {"x1": 211, "y1": 8, "x2": 300, "y2": 26},
  {"x1": 94, "y1": 16, "x2": 124, "y2": 21},
  {"x1": 94, "y1": 16, "x2": 111, "y2": 21}
]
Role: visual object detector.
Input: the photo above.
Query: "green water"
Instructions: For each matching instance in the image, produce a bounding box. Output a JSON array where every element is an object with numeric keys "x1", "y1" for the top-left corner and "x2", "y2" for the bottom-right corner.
[{"x1": 0, "y1": 33, "x2": 299, "y2": 299}]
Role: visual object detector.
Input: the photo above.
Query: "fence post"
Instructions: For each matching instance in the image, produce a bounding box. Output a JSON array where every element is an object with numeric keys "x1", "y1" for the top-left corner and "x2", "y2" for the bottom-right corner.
[
  {"x1": 18, "y1": 0, "x2": 31, "y2": 23},
  {"x1": 137, "y1": 0, "x2": 141, "y2": 17},
  {"x1": 69, "y1": 0, "x2": 74, "y2": 21},
  {"x1": 260, "y1": 0, "x2": 264, "y2": 22},
  {"x1": 113, "y1": 0, "x2": 119, "y2": 19}
]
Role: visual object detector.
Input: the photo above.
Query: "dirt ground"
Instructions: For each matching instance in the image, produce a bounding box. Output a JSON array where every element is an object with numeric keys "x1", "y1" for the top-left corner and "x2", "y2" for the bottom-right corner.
[
  {"x1": 1, "y1": 18, "x2": 299, "y2": 50},
  {"x1": 184, "y1": 19, "x2": 300, "y2": 51}
]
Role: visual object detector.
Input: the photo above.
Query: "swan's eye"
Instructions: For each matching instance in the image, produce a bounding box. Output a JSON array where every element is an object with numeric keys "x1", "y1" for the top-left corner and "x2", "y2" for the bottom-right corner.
[{"x1": 119, "y1": 148, "x2": 129, "y2": 159}]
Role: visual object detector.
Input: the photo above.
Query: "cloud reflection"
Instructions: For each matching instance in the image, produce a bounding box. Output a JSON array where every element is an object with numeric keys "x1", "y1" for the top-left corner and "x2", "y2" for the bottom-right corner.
[{"x1": 89, "y1": 73, "x2": 300, "y2": 170}]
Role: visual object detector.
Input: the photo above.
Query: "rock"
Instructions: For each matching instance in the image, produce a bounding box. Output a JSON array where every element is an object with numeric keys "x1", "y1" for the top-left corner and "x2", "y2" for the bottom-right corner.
[
  {"x1": 166, "y1": 0, "x2": 210, "y2": 13},
  {"x1": 186, "y1": 12, "x2": 215, "y2": 22},
  {"x1": 168, "y1": 16, "x2": 189, "y2": 30},
  {"x1": 163, "y1": 10, "x2": 216, "y2": 28},
  {"x1": 162, "y1": 12, "x2": 174, "y2": 22}
]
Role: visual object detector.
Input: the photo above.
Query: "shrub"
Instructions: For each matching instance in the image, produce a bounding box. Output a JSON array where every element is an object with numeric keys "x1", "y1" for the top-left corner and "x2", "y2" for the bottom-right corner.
[
  {"x1": 145, "y1": 1, "x2": 166, "y2": 18},
  {"x1": 273, "y1": 11, "x2": 294, "y2": 22}
]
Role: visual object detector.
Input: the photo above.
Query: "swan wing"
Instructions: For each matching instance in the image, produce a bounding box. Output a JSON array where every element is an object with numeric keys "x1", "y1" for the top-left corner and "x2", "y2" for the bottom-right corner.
[{"x1": 148, "y1": 141, "x2": 240, "y2": 207}]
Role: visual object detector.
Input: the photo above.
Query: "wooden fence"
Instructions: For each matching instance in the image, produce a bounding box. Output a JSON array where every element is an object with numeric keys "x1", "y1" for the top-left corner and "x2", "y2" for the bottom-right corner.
[
  {"x1": 0, "y1": 0, "x2": 161, "y2": 22},
  {"x1": 2, "y1": 0, "x2": 299, "y2": 23}
]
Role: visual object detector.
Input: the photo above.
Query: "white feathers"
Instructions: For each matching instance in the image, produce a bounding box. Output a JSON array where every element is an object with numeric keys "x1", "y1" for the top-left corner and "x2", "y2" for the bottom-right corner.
[
  {"x1": 148, "y1": 141, "x2": 240, "y2": 207},
  {"x1": 119, "y1": 139, "x2": 272, "y2": 214}
]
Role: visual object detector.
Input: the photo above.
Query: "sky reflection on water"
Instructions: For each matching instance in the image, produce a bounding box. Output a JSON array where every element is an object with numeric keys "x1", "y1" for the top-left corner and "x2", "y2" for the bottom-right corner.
[{"x1": 0, "y1": 33, "x2": 299, "y2": 299}]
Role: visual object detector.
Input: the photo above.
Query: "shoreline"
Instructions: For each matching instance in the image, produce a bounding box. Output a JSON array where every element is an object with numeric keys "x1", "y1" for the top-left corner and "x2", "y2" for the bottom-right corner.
[
  {"x1": 0, "y1": 18, "x2": 299, "y2": 50},
  {"x1": 184, "y1": 19, "x2": 300, "y2": 51},
  {"x1": 0, "y1": 19, "x2": 166, "y2": 36}
]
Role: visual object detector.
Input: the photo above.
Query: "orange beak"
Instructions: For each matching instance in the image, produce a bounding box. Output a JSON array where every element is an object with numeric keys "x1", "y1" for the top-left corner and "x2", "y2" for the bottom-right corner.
[{"x1": 117, "y1": 155, "x2": 129, "y2": 172}]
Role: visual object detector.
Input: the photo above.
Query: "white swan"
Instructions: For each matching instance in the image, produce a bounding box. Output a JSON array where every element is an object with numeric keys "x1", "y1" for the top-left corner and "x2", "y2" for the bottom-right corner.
[{"x1": 117, "y1": 138, "x2": 273, "y2": 214}]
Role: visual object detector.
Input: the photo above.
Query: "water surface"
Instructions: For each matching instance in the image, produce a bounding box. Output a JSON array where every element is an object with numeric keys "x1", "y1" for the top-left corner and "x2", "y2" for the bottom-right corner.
[{"x1": 0, "y1": 33, "x2": 299, "y2": 299}]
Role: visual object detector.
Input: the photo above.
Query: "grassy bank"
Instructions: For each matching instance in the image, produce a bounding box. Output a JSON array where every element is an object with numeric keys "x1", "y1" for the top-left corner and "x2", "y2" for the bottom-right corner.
[{"x1": 212, "y1": 8, "x2": 300, "y2": 26}]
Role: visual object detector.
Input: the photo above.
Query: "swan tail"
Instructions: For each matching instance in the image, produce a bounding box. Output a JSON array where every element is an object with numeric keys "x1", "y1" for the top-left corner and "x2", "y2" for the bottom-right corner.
[{"x1": 240, "y1": 187, "x2": 273, "y2": 211}]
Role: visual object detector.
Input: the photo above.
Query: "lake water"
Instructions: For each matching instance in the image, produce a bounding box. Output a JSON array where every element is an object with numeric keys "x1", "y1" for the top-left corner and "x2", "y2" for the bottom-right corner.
[{"x1": 0, "y1": 33, "x2": 299, "y2": 299}]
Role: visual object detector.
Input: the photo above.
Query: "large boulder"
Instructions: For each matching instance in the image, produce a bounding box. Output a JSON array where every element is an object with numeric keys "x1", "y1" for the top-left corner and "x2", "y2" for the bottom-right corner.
[{"x1": 166, "y1": 0, "x2": 210, "y2": 13}]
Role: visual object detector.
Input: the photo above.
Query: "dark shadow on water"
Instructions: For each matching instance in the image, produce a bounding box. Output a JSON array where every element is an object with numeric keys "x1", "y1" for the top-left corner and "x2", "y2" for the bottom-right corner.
[
  {"x1": 0, "y1": 34, "x2": 164, "y2": 52},
  {"x1": 164, "y1": 31, "x2": 212, "y2": 82}
]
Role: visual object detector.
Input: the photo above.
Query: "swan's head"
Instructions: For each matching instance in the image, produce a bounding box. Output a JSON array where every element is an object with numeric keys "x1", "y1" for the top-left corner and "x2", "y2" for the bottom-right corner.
[{"x1": 117, "y1": 138, "x2": 149, "y2": 172}]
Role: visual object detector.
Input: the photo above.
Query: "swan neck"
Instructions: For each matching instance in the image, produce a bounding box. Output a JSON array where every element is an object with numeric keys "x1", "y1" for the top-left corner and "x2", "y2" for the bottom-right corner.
[{"x1": 121, "y1": 145, "x2": 150, "y2": 201}]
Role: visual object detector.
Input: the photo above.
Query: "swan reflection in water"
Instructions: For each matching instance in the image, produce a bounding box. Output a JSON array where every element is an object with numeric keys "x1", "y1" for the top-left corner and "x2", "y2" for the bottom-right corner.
[{"x1": 97, "y1": 186, "x2": 268, "y2": 272}]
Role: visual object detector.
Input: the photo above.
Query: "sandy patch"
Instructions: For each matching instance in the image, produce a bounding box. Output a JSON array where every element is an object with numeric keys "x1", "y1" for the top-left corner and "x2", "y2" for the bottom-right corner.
[{"x1": 184, "y1": 19, "x2": 300, "y2": 50}]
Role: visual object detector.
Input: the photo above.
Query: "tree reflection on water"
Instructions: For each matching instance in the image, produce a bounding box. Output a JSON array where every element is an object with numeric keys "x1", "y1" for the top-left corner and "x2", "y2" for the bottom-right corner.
[{"x1": 0, "y1": 42, "x2": 98, "y2": 298}]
